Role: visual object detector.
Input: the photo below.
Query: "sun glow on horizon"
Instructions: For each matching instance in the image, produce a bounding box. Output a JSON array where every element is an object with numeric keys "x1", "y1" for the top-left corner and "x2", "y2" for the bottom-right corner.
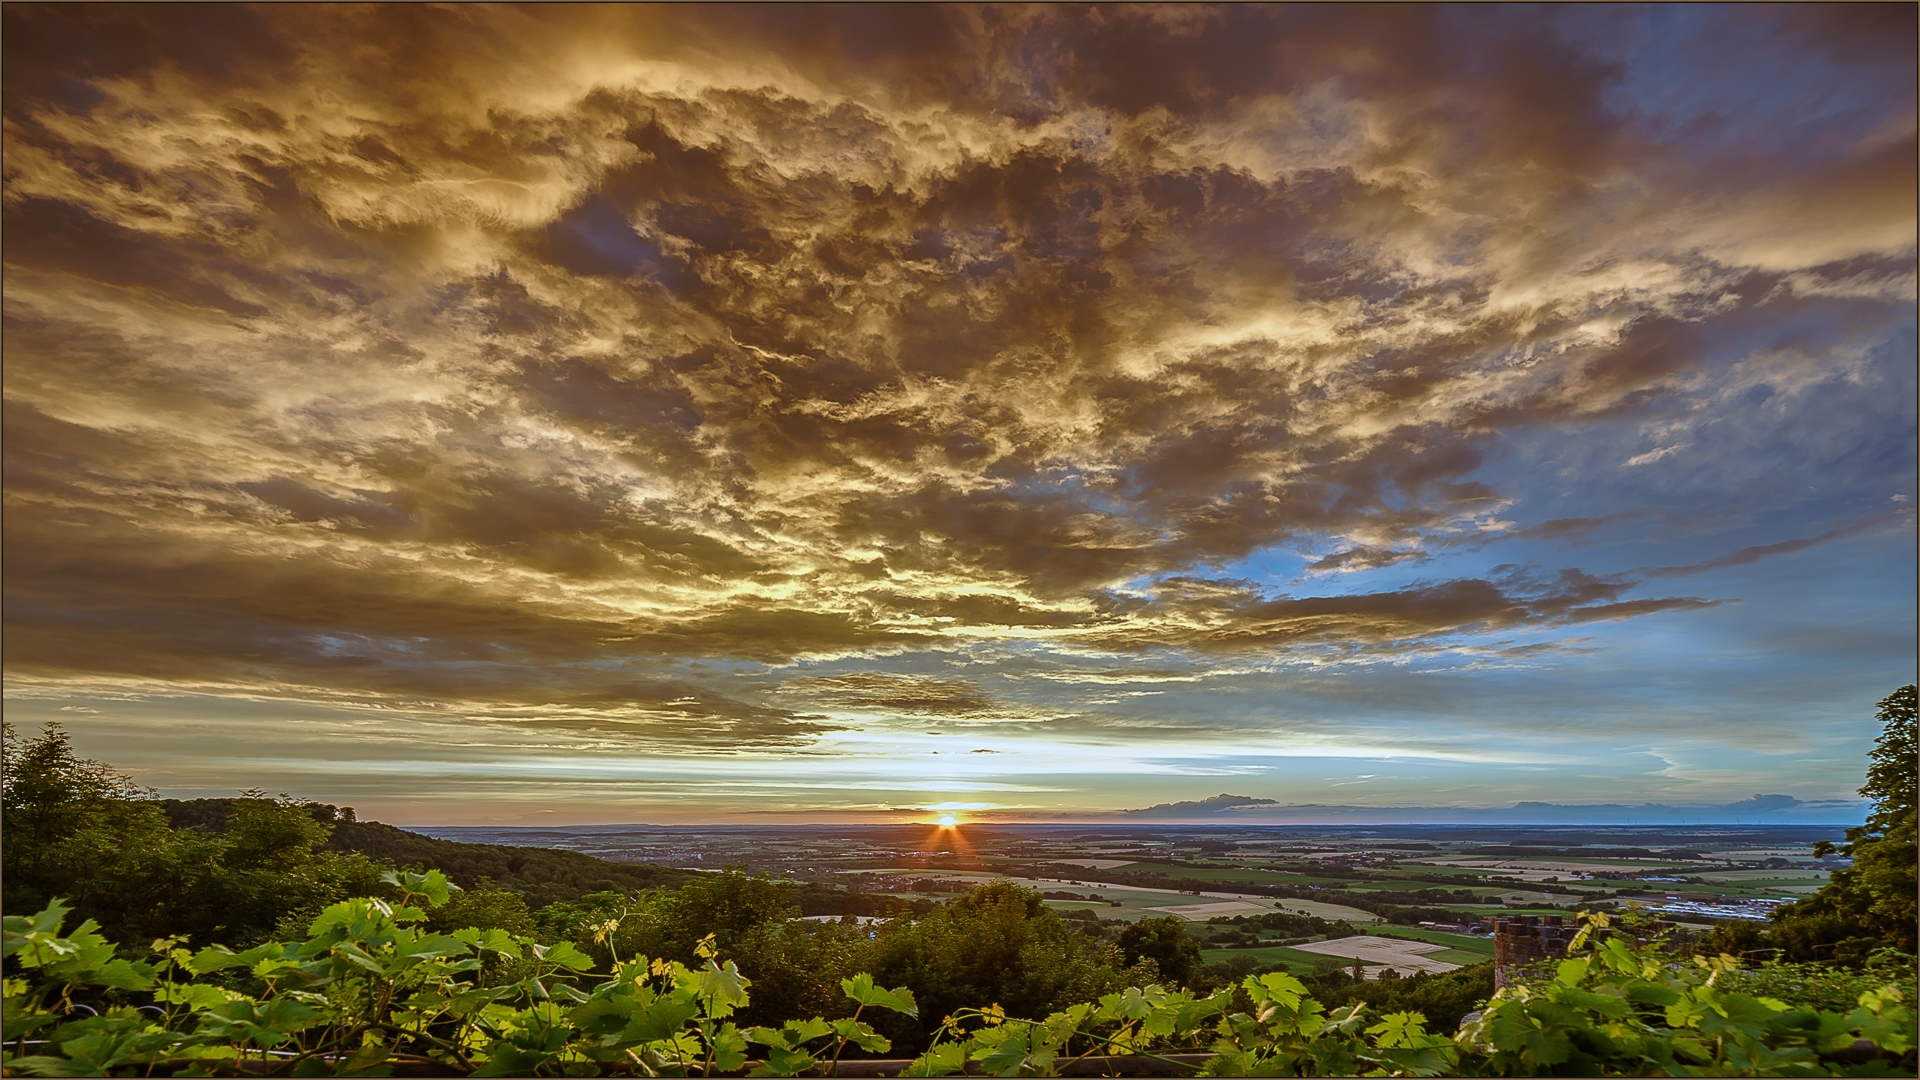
[{"x1": 935, "y1": 812, "x2": 960, "y2": 828}]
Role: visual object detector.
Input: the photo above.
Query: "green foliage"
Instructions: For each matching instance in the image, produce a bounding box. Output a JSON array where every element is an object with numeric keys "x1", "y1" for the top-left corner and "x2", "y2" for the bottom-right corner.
[
  {"x1": 2, "y1": 722, "x2": 175, "y2": 933},
  {"x1": 1458, "y1": 916, "x2": 1914, "y2": 1078},
  {"x1": 162, "y1": 799, "x2": 700, "y2": 907},
  {"x1": 1777, "y1": 684, "x2": 1918, "y2": 961},
  {"x1": 2, "y1": 723, "x2": 150, "y2": 855},
  {"x1": 0, "y1": 881, "x2": 908, "y2": 1078},
  {"x1": 1859, "y1": 684, "x2": 1917, "y2": 837},
  {"x1": 1308, "y1": 961, "x2": 1495, "y2": 1033},
  {"x1": 8, "y1": 899, "x2": 1910, "y2": 1076},
  {"x1": 504, "y1": 880, "x2": 1153, "y2": 1057},
  {"x1": 1717, "y1": 950, "x2": 1920, "y2": 1017},
  {"x1": 535, "y1": 872, "x2": 803, "y2": 975},
  {"x1": 1210, "y1": 910, "x2": 1355, "y2": 939},
  {"x1": 2, "y1": 725, "x2": 387, "y2": 950},
  {"x1": 862, "y1": 882, "x2": 1145, "y2": 1054},
  {"x1": 6, "y1": 704, "x2": 1915, "y2": 1076},
  {"x1": 1842, "y1": 812, "x2": 1917, "y2": 952},
  {"x1": 906, "y1": 983, "x2": 1232, "y2": 1077},
  {"x1": 1693, "y1": 919, "x2": 1772, "y2": 962},
  {"x1": 740, "y1": 974, "x2": 918, "y2": 1076},
  {"x1": 1117, "y1": 916, "x2": 1205, "y2": 989},
  {"x1": 0, "y1": 718, "x2": 397, "y2": 945},
  {"x1": 3, "y1": 725, "x2": 702, "y2": 956}
]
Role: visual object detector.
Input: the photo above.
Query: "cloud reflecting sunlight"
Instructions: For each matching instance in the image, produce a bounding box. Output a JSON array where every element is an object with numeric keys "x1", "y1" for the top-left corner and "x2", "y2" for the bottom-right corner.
[{"x1": 3, "y1": 5, "x2": 1913, "y2": 824}]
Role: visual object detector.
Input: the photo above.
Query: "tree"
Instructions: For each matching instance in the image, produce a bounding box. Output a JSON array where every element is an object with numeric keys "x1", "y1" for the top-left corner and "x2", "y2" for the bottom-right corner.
[
  {"x1": 1778, "y1": 684, "x2": 1917, "y2": 960},
  {"x1": 1116, "y1": 915, "x2": 1205, "y2": 988},
  {"x1": 1, "y1": 722, "x2": 181, "y2": 937},
  {"x1": 1, "y1": 723, "x2": 383, "y2": 948},
  {"x1": 1860, "y1": 684, "x2": 1917, "y2": 836},
  {"x1": 2, "y1": 721, "x2": 151, "y2": 874},
  {"x1": 176, "y1": 791, "x2": 386, "y2": 946},
  {"x1": 864, "y1": 882, "x2": 1139, "y2": 1053}
]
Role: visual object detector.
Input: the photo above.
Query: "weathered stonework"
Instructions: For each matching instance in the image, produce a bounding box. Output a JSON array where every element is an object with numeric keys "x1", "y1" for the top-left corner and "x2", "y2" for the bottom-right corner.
[
  {"x1": 1493, "y1": 914, "x2": 1680, "y2": 990},
  {"x1": 1492, "y1": 914, "x2": 1580, "y2": 990}
]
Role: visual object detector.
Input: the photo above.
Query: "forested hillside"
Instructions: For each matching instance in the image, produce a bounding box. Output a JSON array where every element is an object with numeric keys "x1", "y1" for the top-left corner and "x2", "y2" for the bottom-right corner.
[{"x1": 158, "y1": 798, "x2": 696, "y2": 908}]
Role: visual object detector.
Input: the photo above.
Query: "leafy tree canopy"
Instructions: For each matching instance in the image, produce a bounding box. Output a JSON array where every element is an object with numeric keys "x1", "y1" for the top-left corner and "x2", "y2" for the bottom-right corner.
[{"x1": 1775, "y1": 685, "x2": 1917, "y2": 961}]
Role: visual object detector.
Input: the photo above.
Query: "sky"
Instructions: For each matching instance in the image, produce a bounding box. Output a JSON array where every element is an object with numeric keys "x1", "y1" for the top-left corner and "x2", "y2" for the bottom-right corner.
[{"x1": 2, "y1": 4, "x2": 1913, "y2": 826}]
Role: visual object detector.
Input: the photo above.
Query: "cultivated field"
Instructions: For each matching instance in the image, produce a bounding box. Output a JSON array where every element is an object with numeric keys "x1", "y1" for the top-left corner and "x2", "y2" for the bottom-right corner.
[
  {"x1": 1289, "y1": 935, "x2": 1464, "y2": 978},
  {"x1": 419, "y1": 821, "x2": 1851, "y2": 927}
]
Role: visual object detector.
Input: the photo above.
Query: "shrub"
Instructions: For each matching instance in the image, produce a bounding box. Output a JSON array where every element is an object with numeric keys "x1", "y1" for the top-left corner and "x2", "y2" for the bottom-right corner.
[{"x1": 5, "y1": 889, "x2": 1913, "y2": 1077}]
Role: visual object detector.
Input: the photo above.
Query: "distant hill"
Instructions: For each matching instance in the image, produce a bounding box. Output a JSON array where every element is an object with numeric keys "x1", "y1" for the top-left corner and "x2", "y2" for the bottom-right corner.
[
  {"x1": 1121, "y1": 794, "x2": 1279, "y2": 817},
  {"x1": 158, "y1": 799, "x2": 698, "y2": 908},
  {"x1": 1115, "y1": 793, "x2": 1863, "y2": 825}
]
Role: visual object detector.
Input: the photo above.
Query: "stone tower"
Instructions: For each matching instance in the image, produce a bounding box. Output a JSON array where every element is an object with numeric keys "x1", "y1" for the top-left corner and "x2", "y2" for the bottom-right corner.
[
  {"x1": 1493, "y1": 913, "x2": 1679, "y2": 990},
  {"x1": 1492, "y1": 915, "x2": 1580, "y2": 990}
]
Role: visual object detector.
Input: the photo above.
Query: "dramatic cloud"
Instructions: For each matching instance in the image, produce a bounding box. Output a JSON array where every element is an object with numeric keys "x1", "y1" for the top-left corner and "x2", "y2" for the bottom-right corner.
[{"x1": 3, "y1": 5, "x2": 1913, "y2": 819}]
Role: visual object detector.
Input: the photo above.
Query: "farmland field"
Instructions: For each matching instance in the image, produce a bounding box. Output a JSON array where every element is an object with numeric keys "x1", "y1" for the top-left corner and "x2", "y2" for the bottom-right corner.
[
  {"x1": 419, "y1": 821, "x2": 1852, "y2": 924},
  {"x1": 1198, "y1": 945, "x2": 1346, "y2": 976},
  {"x1": 1368, "y1": 927, "x2": 1496, "y2": 954}
]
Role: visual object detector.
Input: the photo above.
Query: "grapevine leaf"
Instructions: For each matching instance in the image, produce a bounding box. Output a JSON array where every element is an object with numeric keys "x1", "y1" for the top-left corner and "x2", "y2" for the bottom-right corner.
[
  {"x1": 1485, "y1": 1004, "x2": 1534, "y2": 1053},
  {"x1": 1099, "y1": 985, "x2": 1154, "y2": 1021},
  {"x1": 3, "y1": 1054, "x2": 99, "y2": 1077},
  {"x1": 975, "y1": 1026, "x2": 1030, "y2": 1076},
  {"x1": 1366, "y1": 1011, "x2": 1427, "y2": 1050},
  {"x1": 1250, "y1": 971, "x2": 1307, "y2": 1012},
  {"x1": 708, "y1": 1022, "x2": 749, "y2": 1073},
  {"x1": 473, "y1": 1043, "x2": 556, "y2": 1078},
  {"x1": 1547, "y1": 985, "x2": 1631, "y2": 1019},
  {"x1": 379, "y1": 868, "x2": 460, "y2": 908},
  {"x1": 156, "y1": 982, "x2": 237, "y2": 1009},
  {"x1": 745, "y1": 1018, "x2": 833, "y2": 1048},
  {"x1": 451, "y1": 927, "x2": 521, "y2": 959},
  {"x1": 688, "y1": 959, "x2": 751, "y2": 1016},
  {"x1": 622, "y1": 990, "x2": 702, "y2": 1043},
  {"x1": 186, "y1": 946, "x2": 249, "y2": 975},
  {"x1": 543, "y1": 941, "x2": 595, "y2": 972},
  {"x1": 842, "y1": 973, "x2": 920, "y2": 1017},
  {"x1": 1, "y1": 1005, "x2": 60, "y2": 1041},
  {"x1": 829, "y1": 1017, "x2": 891, "y2": 1053},
  {"x1": 900, "y1": 1042, "x2": 967, "y2": 1077},
  {"x1": 748, "y1": 1046, "x2": 817, "y2": 1077},
  {"x1": 395, "y1": 932, "x2": 473, "y2": 962},
  {"x1": 80, "y1": 956, "x2": 156, "y2": 991},
  {"x1": 1, "y1": 901, "x2": 73, "y2": 960}
]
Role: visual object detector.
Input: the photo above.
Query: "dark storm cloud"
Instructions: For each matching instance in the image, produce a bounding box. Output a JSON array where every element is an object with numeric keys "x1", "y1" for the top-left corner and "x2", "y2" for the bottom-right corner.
[{"x1": 3, "y1": 5, "x2": 1912, "y2": 747}]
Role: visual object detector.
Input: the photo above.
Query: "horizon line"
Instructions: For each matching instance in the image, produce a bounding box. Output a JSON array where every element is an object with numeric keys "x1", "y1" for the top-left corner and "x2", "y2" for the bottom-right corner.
[{"x1": 396, "y1": 818, "x2": 1862, "y2": 830}]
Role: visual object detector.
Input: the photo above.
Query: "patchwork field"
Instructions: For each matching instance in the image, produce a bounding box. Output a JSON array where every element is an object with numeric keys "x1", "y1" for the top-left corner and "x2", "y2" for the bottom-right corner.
[
  {"x1": 427, "y1": 821, "x2": 1852, "y2": 927},
  {"x1": 1694, "y1": 869, "x2": 1829, "y2": 884},
  {"x1": 1268, "y1": 898, "x2": 1382, "y2": 922},
  {"x1": 1197, "y1": 945, "x2": 1344, "y2": 976},
  {"x1": 1146, "y1": 900, "x2": 1273, "y2": 918},
  {"x1": 1369, "y1": 927, "x2": 1497, "y2": 954},
  {"x1": 1288, "y1": 935, "x2": 1464, "y2": 977}
]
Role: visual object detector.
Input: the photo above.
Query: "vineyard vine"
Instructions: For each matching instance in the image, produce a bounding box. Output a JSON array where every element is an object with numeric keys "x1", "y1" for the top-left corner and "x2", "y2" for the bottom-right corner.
[{"x1": 4, "y1": 869, "x2": 1913, "y2": 1077}]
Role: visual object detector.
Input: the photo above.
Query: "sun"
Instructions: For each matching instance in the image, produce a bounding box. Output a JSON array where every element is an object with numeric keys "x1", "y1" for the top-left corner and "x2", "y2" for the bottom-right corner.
[{"x1": 935, "y1": 812, "x2": 960, "y2": 828}]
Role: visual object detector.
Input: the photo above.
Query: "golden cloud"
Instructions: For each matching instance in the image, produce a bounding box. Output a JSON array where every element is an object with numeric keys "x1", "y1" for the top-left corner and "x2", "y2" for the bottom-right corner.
[{"x1": 4, "y1": 6, "x2": 1912, "y2": 747}]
